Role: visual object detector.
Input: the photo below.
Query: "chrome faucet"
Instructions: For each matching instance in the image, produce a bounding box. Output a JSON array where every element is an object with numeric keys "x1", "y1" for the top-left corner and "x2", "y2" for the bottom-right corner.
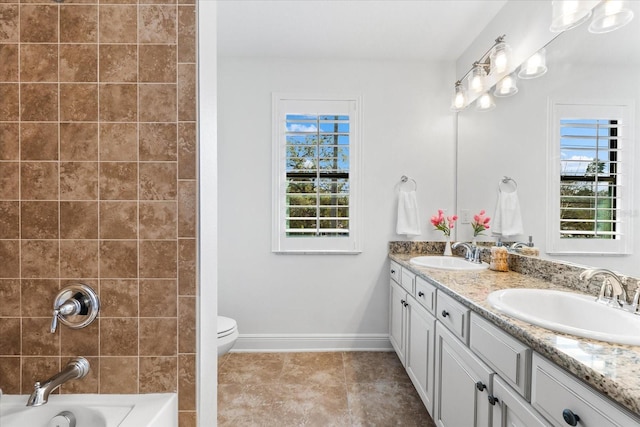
[
  {"x1": 509, "y1": 242, "x2": 528, "y2": 250},
  {"x1": 26, "y1": 357, "x2": 90, "y2": 407},
  {"x1": 451, "y1": 242, "x2": 481, "y2": 263},
  {"x1": 508, "y1": 236, "x2": 534, "y2": 251},
  {"x1": 579, "y1": 268, "x2": 628, "y2": 308}
]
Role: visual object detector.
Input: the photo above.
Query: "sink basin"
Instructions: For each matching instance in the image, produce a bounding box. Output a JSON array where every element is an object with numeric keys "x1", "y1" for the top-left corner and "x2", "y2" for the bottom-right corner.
[
  {"x1": 487, "y1": 288, "x2": 640, "y2": 345},
  {"x1": 409, "y1": 256, "x2": 488, "y2": 271}
]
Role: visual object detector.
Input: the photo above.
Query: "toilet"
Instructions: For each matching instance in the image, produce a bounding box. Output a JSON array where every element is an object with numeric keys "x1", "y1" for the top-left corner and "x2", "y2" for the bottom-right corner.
[{"x1": 217, "y1": 316, "x2": 239, "y2": 356}]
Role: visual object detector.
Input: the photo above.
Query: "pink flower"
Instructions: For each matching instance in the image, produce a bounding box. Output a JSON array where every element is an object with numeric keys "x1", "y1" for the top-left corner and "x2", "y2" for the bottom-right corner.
[
  {"x1": 471, "y1": 210, "x2": 491, "y2": 237},
  {"x1": 431, "y1": 210, "x2": 457, "y2": 237}
]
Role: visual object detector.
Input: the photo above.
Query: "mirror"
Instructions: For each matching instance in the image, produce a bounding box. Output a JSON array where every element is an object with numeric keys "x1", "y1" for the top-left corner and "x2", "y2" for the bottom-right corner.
[{"x1": 456, "y1": 2, "x2": 640, "y2": 276}]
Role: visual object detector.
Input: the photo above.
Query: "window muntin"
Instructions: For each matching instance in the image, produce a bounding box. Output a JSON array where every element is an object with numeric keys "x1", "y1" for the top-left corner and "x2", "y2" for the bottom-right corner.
[
  {"x1": 272, "y1": 95, "x2": 361, "y2": 254},
  {"x1": 548, "y1": 102, "x2": 633, "y2": 255}
]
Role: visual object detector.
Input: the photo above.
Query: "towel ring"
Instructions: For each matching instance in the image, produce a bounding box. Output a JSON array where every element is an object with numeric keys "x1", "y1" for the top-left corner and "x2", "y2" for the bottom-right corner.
[
  {"x1": 400, "y1": 175, "x2": 417, "y2": 191},
  {"x1": 498, "y1": 176, "x2": 517, "y2": 193}
]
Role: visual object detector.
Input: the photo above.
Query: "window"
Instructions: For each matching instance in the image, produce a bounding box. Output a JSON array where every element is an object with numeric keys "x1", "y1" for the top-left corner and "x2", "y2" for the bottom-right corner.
[
  {"x1": 272, "y1": 94, "x2": 361, "y2": 253},
  {"x1": 547, "y1": 102, "x2": 634, "y2": 254}
]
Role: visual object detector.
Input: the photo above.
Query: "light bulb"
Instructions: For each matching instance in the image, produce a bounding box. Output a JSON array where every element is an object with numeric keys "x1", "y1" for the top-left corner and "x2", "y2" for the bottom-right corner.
[
  {"x1": 494, "y1": 74, "x2": 518, "y2": 97},
  {"x1": 550, "y1": 0, "x2": 598, "y2": 32},
  {"x1": 589, "y1": 0, "x2": 634, "y2": 33},
  {"x1": 476, "y1": 93, "x2": 496, "y2": 111},
  {"x1": 518, "y1": 49, "x2": 547, "y2": 79},
  {"x1": 450, "y1": 82, "x2": 467, "y2": 111},
  {"x1": 468, "y1": 65, "x2": 487, "y2": 94},
  {"x1": 490, "y1": 42, "x2": 511, "y2": 75}
]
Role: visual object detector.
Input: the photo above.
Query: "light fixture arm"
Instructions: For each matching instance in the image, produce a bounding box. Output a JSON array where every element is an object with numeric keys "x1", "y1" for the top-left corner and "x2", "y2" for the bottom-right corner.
[{"x1": 455, "y1": 34, "x2": 507, "y2": 84}]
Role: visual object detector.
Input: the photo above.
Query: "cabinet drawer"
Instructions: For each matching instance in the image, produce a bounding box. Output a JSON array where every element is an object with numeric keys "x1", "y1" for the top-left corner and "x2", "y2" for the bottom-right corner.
[
  {"x1": 436, "y1": 290, "x2": 469, "y2": 344},
  {"x1": 400, "y1": 268, "x2": 415, "y2": 294},
  {"x1": 470, "y1": 313, "x2": 531, "y2": 400},
  {"x1": 414, "y1": 276, "x2": 436, "y2": 315},
  {"x1": 531, "y1": 353, "x2": 640, "y2": 427},
  {"x1": 390, "y1": 261, "x2": 401, "y2": 284}
]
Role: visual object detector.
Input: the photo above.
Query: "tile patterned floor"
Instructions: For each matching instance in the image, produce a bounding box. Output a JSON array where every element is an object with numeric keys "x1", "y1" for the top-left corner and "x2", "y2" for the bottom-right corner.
[{"x1": 218, "y1": 351, "x2": 436, "y2": 426}]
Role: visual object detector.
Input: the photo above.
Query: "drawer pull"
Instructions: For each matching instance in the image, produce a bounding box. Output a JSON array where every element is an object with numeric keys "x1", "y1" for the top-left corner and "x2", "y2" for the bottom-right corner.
[
  {"x1": 400, "y1": 299, "x2": 405, "y2": 306},
  {"x1": 441, "y1": 310, "x2": 449, "y2": 317},
  {"x1": 391, "y1": 269, "x2": 396, "y2": 274},
  {"x1": 418, "y1": 291, "x2": 425, "y2": 297},
  {"x1": 562, "y1": 409, "x2": 580, "y2": 426},
  {"x1": 488, "y1": 395, "x2": 499, "y2": 405},
  {"x1": 475, "y1": 381, "x2": 486, "y2": 391}
]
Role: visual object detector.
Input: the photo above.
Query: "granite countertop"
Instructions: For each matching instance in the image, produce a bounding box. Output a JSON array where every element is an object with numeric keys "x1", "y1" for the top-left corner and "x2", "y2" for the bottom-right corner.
[{"x1": 389, "y1": 252, "x2": 640, "y2": 417}]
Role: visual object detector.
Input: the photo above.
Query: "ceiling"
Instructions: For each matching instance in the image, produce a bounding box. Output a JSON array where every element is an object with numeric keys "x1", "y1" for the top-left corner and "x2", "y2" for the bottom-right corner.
[{"x1": 217, "y1": 0, "x2": 508, "y2": 61}]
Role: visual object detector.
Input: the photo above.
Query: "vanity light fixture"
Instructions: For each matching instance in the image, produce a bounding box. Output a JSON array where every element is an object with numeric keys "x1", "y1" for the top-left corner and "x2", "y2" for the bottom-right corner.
[
  {"x1": 518, "y1": 48, "x2": 548, "y2": 79},
  {"x1": 549, "y1": 0, "x2": 599, "y2": 32},
  {"x1": 450, "y1": 35, "x2": 512, "y2": 111},
  {"x1": 588, "y1": 0, "x2": 635, "y2": 33}
]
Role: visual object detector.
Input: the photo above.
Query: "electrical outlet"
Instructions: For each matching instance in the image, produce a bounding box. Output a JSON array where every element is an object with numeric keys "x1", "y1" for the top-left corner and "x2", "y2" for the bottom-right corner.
[{"x1": 460, "y1": 209, "x2": 471, "y2": 224}]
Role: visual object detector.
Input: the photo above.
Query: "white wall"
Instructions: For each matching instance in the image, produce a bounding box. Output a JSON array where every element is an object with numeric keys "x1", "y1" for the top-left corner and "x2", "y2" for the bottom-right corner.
[
  {"x1": 198, "y1": 0, "x2": 217, "y2": 423},
  {"x1": 217, "y1": 57, "x2": 455, "y2": 348}
]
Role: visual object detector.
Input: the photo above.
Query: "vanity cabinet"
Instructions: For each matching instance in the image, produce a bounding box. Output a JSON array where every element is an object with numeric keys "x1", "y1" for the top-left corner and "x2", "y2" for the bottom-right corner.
[
  {"x1": 531, "y1": 353, "x2": 640, "y2": 427},
  {"x1": 434, "y1": 321, "x2": 493, "y2": 427},
  {"x1": 389, "y1": 263, "x2": 436, "y2": 413},
  {"x1": 389, "y1": 259, "x2": 640, "y2": 427}
]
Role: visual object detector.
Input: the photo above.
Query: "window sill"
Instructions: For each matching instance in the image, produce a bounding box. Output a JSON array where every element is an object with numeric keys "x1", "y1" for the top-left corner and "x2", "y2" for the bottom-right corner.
[{"x1": 273, "y1": 250, "x2": 362, "y2": 255}]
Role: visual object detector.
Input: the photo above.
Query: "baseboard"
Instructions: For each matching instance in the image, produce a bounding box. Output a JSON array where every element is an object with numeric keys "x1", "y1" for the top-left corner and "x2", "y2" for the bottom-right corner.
[{"x1": 231, "y1": 333, "x2": 393, "y2": 352}]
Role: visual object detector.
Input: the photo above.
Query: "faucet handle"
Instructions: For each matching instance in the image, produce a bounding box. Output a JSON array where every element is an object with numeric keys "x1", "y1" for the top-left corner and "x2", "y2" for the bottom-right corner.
[
  {"x1": 50, "y1": 309, "x2": 59, "y2": 333},
  {"x1": 50, "y1": 299, "x2": 81, "y2": 334}
]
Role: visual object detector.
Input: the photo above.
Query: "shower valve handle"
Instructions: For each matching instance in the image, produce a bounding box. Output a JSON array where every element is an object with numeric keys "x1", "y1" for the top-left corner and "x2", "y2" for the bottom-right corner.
[{"x1": 51, "y1": 299, "x2": 82, "y2": 333}]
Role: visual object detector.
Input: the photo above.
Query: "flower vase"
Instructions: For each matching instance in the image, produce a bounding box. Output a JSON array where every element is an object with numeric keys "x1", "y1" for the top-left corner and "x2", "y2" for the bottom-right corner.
[
  {"x1": 443, "y1": 237, "x2": 452, "y2": 256},
  {"x1": 472, "y1": 237, "x2": 477, "y2": 247}
]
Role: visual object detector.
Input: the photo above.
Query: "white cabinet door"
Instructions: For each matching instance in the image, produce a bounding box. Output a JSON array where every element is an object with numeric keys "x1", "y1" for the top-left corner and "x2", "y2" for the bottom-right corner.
[
  {"x1": 389, "y1": 279, "x2": 407, "y2": 365},
  {"x1": 406, "y1": 294, "x2": 436, "y2": 415},
  {"x1": 434, "y1": 323, "x2": 493, "y2": 427},
  {"x1": 491, "y1": 376, "x2": 551, "y2": 427}
]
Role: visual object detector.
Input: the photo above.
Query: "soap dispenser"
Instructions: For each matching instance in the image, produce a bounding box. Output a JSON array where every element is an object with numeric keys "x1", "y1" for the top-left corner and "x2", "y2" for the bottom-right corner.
[{"x1": 489, "y1": 240, "x2": 509, "y2": 272}]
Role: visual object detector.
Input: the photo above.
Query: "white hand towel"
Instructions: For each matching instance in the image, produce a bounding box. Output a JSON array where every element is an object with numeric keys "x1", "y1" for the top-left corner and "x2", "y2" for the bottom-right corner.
[
  {"x1": 492, "y1": 190, "x2": 524, "y2": 237},
  {"x1": 396, "y1": 190, "x2": 421, "y2": 237}
]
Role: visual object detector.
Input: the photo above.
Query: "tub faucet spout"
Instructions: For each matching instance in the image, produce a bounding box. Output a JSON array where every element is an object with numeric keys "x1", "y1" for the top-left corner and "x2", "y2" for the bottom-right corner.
[{"x1": 26, "y1": 357, "x2": 90, "y2": 407}]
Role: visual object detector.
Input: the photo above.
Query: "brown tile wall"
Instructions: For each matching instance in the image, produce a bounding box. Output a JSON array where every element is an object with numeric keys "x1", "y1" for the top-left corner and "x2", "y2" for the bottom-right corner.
[{"x1": 0, "y1": 0, "x2": 197, "y2": 425}]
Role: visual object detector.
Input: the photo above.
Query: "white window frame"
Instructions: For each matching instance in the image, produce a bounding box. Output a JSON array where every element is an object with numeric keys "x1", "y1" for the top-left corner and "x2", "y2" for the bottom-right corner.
[
  {"x1": 547, "y1": 100, "x2": 634, "y2": 255},
  {"x1": 272, "y1": 93, "x2": 362, "y2": 254}
]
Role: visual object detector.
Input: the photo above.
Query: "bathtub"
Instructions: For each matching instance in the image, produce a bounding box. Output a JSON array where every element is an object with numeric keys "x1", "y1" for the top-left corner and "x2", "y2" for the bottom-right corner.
[{"x1": 0, "y1": 393, "x2": 177, "y2": 427}]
